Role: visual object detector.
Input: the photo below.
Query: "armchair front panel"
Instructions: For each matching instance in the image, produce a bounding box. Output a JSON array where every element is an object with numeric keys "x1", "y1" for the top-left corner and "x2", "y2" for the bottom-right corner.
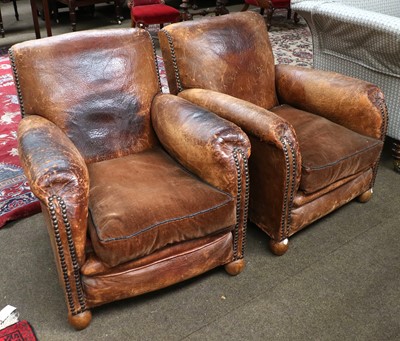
[{"x1": 10, "y1": 28, "x2": 160, "y2": 164}]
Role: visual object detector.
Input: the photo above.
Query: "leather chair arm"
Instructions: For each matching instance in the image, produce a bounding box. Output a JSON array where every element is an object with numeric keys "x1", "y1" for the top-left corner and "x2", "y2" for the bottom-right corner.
[
  {"x1": 275, "y1": 64, "x2": 388, "y2": 140},
  {"x1": 177, "y1": 89, "x2": 302, "y2": 237},
  {"x1": 18, "y1": 115, "x2": 89, "y2": 264},
  {"x1": 178, "y1": 88, "x2": 297, "y2": 149},
  {"x1": 151, "y1": 94, "x2": 251, "y2": 196}
]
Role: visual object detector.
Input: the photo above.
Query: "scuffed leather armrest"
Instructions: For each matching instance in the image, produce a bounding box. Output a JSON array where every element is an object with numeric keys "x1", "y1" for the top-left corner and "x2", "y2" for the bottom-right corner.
[
  {"x1": 18, "y1": 115, "x2": 89, "y2": 264},
  {"x1": 178, "y1": 88, "x2": 298, "y2": 149},
  {"x1": 177, "y1": 89, "x2": 302, "y2": 237},
  {"x1": 151, "y1": 94, "x2": 250, "y2": 195},
  {"x1": 275, "y1": 64, "x2": 388, "y2": 140}
]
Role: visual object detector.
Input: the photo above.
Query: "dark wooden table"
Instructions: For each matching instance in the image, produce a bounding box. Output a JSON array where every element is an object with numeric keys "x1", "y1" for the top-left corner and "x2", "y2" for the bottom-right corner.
[{"x1": 179, "y1": 0, "x2": 229, "y2": 21}]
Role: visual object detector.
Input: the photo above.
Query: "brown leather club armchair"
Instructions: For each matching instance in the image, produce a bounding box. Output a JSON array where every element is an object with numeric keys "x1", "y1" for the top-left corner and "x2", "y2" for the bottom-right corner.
[
  {"x1": 158, "y1": 11, "x2": 388, "y2": 256},
  {"x1": 10, "y1": 28, "x2": 250, "y2": 330}
]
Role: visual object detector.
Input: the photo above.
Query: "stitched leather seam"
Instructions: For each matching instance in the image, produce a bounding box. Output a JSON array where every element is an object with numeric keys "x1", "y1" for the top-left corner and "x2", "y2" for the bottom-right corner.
[
  {"x1": 91, "y1": 197, "x2": 234, "y2": 243},
  {"x1": 96, "y1": 233, "x2": 232, "y2": 278},
  {"x1": 302, "y1": 141, "x2": 382, "y2": 171}
]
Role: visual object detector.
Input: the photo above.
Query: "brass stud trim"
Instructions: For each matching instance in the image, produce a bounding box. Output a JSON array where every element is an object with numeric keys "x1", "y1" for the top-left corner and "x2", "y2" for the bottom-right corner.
[
  {"x1": 48, "y1": 195, "x2": 87, "y2": 315},
  {"x1": 145, "y1": 30, "x2": 162, "y2": 93},
  {"x1": 8, "y1": 49, "x2": 25, "y2": 117},
  {"x1": 279, "y1": 136, "x2": 296, "y2": 239},
  {"x1": 160, "y1": 29, "x2": 183, "y2": 93},
  {"x1": 232, "y1": 148, "x2": 249, "y2": 260}
]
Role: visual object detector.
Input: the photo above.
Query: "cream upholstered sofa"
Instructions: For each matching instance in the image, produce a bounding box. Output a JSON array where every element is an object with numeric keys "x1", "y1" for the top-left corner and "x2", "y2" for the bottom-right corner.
[{"x1": 292, "y1": 0, "x2": 400, "y2": 172}]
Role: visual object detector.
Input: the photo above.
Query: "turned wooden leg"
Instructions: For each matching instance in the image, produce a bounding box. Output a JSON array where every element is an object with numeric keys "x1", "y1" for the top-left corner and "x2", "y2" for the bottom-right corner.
[
  {"x1": 294, "y1": 12, "x2": 299, "y2": 23},
  {"x1": 265, "y1": 5, "x2": 274, "y2": 31},
  {"x1": 0, "y1": 8, "x2": 4, "y2": 38},
  {"x1": 68, "y1": 1, "x2": 77, "y2": 32},
  {"x1": 180, "y1": 0, "x2": 193, "y2": 21},
  {"x1": 68, "y1": 310, "x2": 92, "y2": 330},
  {"x1": 215, "y1": 0, "x2": 229, "y2": 16},
  {"x1": 357, "y1": 188, "x2": 373, "y2": 203},
  {"x1": 224, "y1": 258, "x2": 245, "y2": 276},
  {"x1": 269, "y1": 238, "x2": 289, "y2": 256},
  {"x1": 12, "y1": 0, "x2": 19, "y2": 21},
  {"x1": 240, "y1": 3, "x2": 249, "y2": 11},
  {"x1": 392, "y1": 139, "x2": 400, "y2": 173},
  {"x1": 287, "y1": 8, "x2": 291, "y2": 19}
]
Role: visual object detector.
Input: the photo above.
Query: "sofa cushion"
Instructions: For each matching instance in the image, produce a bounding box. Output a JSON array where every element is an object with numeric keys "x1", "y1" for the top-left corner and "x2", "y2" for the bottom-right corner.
[
  {"x1": 87, "y1": 147, "x2": 236, "y2": 267},
  {"x1": 271, "y1": 105, "x2": 383, "y2": 194}
]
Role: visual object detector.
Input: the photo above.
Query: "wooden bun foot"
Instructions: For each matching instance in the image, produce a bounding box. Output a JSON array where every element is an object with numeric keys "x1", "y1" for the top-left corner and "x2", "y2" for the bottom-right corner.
[
  {"x1": 68, "y1": 310, "x2": 92, "y2": 330},
  {"x1": 269, "y1": 238, "x2": 289, "y2": 256},
  {"x1": 393, "y1": 159, "x2": 400, "y2": 173},
  {"x1": 224, "y1": 258, "x2": 245, "y2": 276},
  {"x1": 392, "y1": 140, "x2": 400, "y2": 173},
  {"x1": 357, "y1": 188, "x2": 373, "y2": 203}
]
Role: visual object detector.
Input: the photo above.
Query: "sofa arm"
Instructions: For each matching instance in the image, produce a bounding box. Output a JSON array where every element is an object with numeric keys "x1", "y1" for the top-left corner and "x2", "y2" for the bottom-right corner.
[
  {"x1": 152, "y1": 94, "x2": 250, "y2": 196},
  {"x1": 275, "y1": 64, "x2": 388, "y2": 140},
  {"x1": 18, "y1": 115, "x2": 89, "y2": 264},
  {"x1": 292, "y1": 1, "x2": 400, "y2": 77}
]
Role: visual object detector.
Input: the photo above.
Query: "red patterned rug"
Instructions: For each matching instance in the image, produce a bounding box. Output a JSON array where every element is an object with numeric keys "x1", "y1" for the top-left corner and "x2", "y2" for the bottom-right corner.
[
  {"x1": 0, "y1": 54, "x2": 41, "y2": 228},
  {"x1": 0, "y1": 321, "x2": 37, "y2": 341}
]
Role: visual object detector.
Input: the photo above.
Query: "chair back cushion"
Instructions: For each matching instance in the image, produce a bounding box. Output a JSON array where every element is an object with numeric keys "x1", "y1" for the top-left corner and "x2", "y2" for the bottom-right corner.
[
  {"x1": 10, "y1": 28, "x2": 160, "y2": 164},
  {"x1": 159, "y1": 11, "x2": 279, "y2": 109}
]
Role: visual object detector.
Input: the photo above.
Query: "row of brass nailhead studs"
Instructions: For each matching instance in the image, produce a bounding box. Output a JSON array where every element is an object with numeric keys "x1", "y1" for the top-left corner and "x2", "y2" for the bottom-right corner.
[
  {"x1": 280, "y1": 136, "x2": 296, "y2": 239},
  {"x1": 146, "y1": 30, "x2": 163, "y2": 93},
  {"x1": 48, "y1": 195, "x2": 86, "y2": 316},
  {"x1": 371, "y1": 96, "x2": 389, "y2": 188},
  {"x1": 161, "y1": 30, "x2": 183, "y2": 93},
  {"x1": 8, "y1": 49, "x2": 25, "y2": 117},
  {"x1": 232, "y1": 148, "x2": 249, "y2": 260}
]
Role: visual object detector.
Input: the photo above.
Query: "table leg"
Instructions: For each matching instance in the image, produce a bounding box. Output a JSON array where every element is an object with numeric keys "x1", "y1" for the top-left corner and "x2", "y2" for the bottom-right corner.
[
  {"x1": 30, "y1": 0, "x2": 41, "y2": 38},
  {"x1": 42, "y1": 0, "x2": 52, "y2": 36}
]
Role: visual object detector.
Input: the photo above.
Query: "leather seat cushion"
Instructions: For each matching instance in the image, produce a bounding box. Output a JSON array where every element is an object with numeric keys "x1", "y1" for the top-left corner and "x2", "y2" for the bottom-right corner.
[
  {"x1": 87, "y1": 147, "x2": 236, "y2": 267},
  {"x1": 131, "y1": 4, "x2": 180, "y2": 25},
  {"x1": 271, "y1": 105, "x2": 383, "y2": 194}
]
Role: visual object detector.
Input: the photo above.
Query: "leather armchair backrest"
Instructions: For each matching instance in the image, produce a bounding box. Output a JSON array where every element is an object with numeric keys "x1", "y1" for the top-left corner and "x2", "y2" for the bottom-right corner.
[
  {"x1": 159, "y1": 11, "x2": 279, "y2": 110},
  {"x1": 10, "y1": 28, "x2": 160, "y2": 164}
]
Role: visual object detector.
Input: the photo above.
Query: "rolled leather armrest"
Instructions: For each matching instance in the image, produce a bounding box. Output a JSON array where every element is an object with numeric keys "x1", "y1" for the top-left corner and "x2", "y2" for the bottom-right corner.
[
  {"x1": 18, "y1": 115, "x2": 89, "y2": 263},
  {"x1": 178, "y1": 89, "x2": 298, "y2": 148},
  {"x1": 177, "y1": 89, "x2": 302, "y2": 236},
  {"x1": 151, "y1": 94, "x2": 251, "y2": 195},
  {"x1": 275, "y1": 64, "x2": 388, "y2": 140},
  {"x1": 178, "y1": 88, "x2": 301, "y2": 169},
  {"x1": 178, "y1": 88, "x2": 301, "y2": 182}
]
